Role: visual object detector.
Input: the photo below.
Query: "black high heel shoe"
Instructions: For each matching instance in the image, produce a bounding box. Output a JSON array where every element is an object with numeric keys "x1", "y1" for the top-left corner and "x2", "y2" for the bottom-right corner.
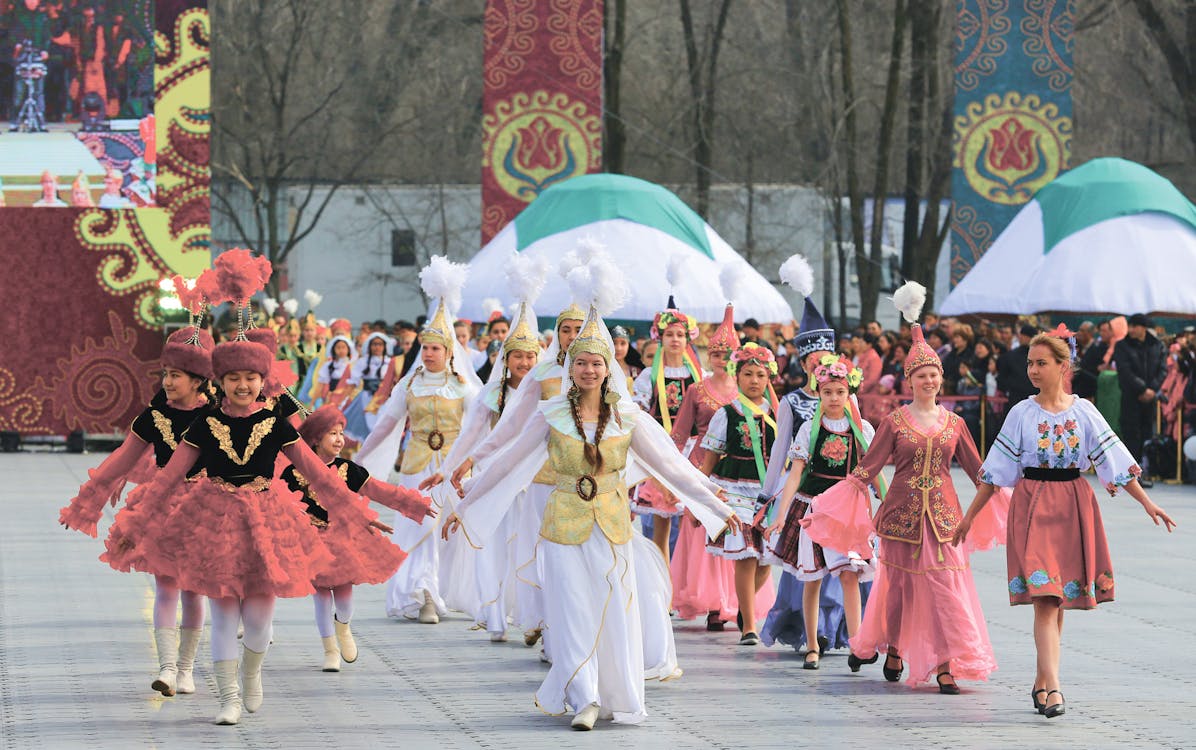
[
  {"x1": 847, "y1": 652, "x2": 878, "y2": 673},
  {"x1": 936, "y1": 672, "x2": 961, "y2": 695},
  {"x1": 1043, "y1": 690, "x2": 1066, "y2": 718},
  {"x1": 882, "y1": 654, "x2": 903, "y2": 682},
  {"x1": 706, "y1": 611, "x2": 725, "y2": 632},
  {"x1": 1031, "y1": 688, "x2": 1047, "y2": 714}
]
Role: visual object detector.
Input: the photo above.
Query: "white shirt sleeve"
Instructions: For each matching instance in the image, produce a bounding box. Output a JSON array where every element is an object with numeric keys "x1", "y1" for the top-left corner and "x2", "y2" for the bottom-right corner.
[
  {"x1": 763, "y1": 399, "x2": 794, "y2": 500},
  {"x1": 354, "y1": 382, "x2": 409, "y2": 478},
  {"x1": 471, "y1": 376, "x2": 543, "y2": 466},
  {"x1": 700, "y1": 407, "x2": 729, "y2": 454},
  {"x1": 789, "y1": 419, "x2": 814, "y2": 462},
  {"x1": 457, "y1": 410, "x2": 551, "y2": 544},
  {"x1": 632, "y1": 368, "x2": 653, "y2": 409},
  {"x1": 630, "y1": 414, "x2": 733, "y2": 539}
]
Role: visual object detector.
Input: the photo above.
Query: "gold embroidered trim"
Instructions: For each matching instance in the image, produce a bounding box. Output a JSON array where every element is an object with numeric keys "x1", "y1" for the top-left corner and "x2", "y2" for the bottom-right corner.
[
  {"x1": 209, "y1": 476, "x2": 272, "y2": 492},
  {"x1": 208, "y1": 416, "x2": 275, "y2": 466},
  {"x1": 150, "y1": 410, "x2": 178, "y2": 450}
]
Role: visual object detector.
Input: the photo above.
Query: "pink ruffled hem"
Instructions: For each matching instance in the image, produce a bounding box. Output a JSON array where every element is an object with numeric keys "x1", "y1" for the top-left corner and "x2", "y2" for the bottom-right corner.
[
  {"x1": 311, "y1": 503, "x2": 407, "y2": 589},
  {"x1": 104, "y1": 478, "x2": 333, "y2": 600},
  {"x1": 670, "y1": 513, "x2": 736, "y2": 620}
]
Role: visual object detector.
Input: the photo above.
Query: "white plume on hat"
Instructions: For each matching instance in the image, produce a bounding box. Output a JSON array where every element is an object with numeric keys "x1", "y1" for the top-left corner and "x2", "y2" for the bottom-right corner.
[
  {"x1": 260, "y1": 297, "x2": 279, "y2": 316},
  {"x1": 420, "y1": 255, "x2": 469, "y2": 315},
  {"x1": 779, "y1": 254, "x2": 815, "y2": 298},
  {"x1": 282, "y1": 298, "x2": 299, "y2": 316},
  {"x1": 890, "y1": 281, "x2": 927, "y2": 323},
  {"x1": 719, "y1": 261, "x2": 746, "y2": 304},
  {"x1": 303, "y1": 289, "x2": 323, "y2": 310},
  {"x1": 506, "y1": 253, "x2": 550, "y2": 305}
]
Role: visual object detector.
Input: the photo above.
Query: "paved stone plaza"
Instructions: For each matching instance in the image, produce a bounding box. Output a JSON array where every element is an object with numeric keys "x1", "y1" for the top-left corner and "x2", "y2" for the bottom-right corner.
[{"x1": 1, "y1": 453, "x2": 1193, "y2": 749}]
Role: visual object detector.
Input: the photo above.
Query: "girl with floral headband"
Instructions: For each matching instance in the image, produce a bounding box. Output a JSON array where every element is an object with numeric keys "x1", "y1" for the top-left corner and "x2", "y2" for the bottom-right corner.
[
  {"x1": 956, "y1": 325, "x2": 1174, "y2": 719},
  {"x1": 631, "y1": 295, "x2": 708, "y2": 565},
  {"x1": 763, "y1": 353, "x2": 878, "y2": 670},
  {"x1": 699, "y1": 342, "x2": 780, "y2": 646}
]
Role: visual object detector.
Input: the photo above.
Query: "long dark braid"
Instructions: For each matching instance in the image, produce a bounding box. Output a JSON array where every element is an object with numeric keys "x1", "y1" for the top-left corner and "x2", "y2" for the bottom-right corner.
[
  {"x1": 496, "y1": 365, "x2": 509, "y2": 416},
  {"x1": 567, "y1": 380, "x2": 610, "y2": 474}
]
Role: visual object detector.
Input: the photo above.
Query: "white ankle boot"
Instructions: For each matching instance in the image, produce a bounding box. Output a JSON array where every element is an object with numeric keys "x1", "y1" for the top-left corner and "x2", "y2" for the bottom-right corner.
[
  {"x1": 321, "y1": 636, "x2": 341, "y2": 672},
  {"x1": 175, "y1": 628, "x2": 201, "y2": 694},
  {"x1": 334, "y1": 618, "x2": 357, "y2": 663},
  {"x1": 212, "y1": 660, "x2": 242, "y2": 725},
  {"x1": 418, "y1": 590, "x2": 439, "y2": 624},
  {"x1": 571, "y1": 703, "x2": 600, "y2": 731},
  {"x1": 151, "y1": 628, "x2": 179, "y2": 696},
  {"x1": 241, "y1": 646, "x2": 266, "y2": 713}
]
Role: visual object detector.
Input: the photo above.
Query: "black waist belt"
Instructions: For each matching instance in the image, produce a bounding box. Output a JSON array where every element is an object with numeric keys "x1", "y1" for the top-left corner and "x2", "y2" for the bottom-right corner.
[{"x1": 1022, "y1": 467, "x2": 1080, "y2": 482}]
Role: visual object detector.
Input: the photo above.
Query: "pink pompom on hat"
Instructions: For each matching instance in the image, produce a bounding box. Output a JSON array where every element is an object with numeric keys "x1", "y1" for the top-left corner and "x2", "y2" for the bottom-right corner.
[
  {"x1": 297, "y1": 404, "x2": 346, "y2": 446},
  {"x1": 208, "y1": 248, "x2": 275, "y2": 379}
]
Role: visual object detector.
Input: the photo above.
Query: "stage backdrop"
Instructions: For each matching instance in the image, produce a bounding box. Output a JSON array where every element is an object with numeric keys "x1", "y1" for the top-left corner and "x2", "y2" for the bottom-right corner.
[
  {"x1": 0, "y1": 1, "x2": 210, "y2": 437},
  {"x1": 950, "y1": 0, "x2": 1074, "y2": 286},
  {"x1": 481, "y1": 0, "x2": 604, "y2": 243}
]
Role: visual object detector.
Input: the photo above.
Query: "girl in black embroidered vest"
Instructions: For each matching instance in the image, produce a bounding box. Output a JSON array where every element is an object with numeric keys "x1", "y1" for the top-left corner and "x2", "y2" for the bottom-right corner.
[
  {"x1": 764, "y1": 354, "x2": 878, "y2": 670},
  {"x1": 281, "y1": 404, "x2": 432, "y2": 671},
  {"x1": 699, "y1": 343, "x2": 779, "y2": 646},
  {"x1": 59, "y1": 341, "x2": 213, "y2": 699}
]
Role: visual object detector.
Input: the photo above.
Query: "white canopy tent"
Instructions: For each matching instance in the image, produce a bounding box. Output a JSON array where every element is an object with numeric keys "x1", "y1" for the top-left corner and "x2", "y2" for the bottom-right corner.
[
  {"x1": 456, "y1": 174, "x2": 793, "y2": 324},
  {"x1": 941, "y1": 158, "x2": 1196, "y2": 316}
]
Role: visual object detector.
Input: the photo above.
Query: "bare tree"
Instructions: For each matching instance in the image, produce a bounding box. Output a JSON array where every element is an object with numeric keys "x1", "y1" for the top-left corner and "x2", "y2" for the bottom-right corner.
[
  {"x1": 210, "y1": 0, "x2": 480, "y2": 295},
  {"x1": 605, "y1": 0, "x2": 628, "y2": 174},
  {"x1": 679, "y1": 0, "x2": 735, "y2": 219}
]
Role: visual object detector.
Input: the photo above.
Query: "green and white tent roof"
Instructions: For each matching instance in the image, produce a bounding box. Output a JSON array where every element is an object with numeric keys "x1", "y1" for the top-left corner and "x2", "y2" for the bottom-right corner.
[
  {"x1": 458, "y1": 174, "x2": 792, "y2": 324},
  {"x1": 941, "y1": 158, "x2": 1196, "y2": 316}
]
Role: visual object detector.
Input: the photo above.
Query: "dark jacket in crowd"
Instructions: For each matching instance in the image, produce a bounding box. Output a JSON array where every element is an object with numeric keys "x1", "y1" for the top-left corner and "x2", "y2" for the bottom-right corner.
[
  {"x1": 1113, "y1": 332, "x2": 1167, "y2": 400},
  {"x1": 997, "y1": 345, "x2": 1035, "y2": 405},
  {"x1": 1073, "y1": 341, "x2": 1108, "y2": 400}
]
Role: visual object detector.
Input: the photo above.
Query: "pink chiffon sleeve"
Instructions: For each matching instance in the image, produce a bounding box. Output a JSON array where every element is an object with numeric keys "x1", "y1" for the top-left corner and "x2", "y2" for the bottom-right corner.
[
  {"x1": 953, "y1": 419, "x2": 1011, "y2": 553},
  {"x1": 282, "y1": 442, "x2": 379, "y2": 528},
  {"x1": 361, "y1": 477, "x2": 431, "y2": 523},
  {"x1": 58, "y1": 435, "x2": 152, "y2": 537}
]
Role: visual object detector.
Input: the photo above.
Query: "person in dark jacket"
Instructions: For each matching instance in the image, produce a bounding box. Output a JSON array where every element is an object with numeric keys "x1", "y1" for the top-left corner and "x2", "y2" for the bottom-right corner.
[
  {"x1": 1114, "y1": 313, "x2": 1168, "y2": 470},
  {"x1": 1073, "y1": 321, "x2": 1105, "y2": 400},
  {"x1": 997, "y1": 324, "x2": 1038, "y2": 406}
]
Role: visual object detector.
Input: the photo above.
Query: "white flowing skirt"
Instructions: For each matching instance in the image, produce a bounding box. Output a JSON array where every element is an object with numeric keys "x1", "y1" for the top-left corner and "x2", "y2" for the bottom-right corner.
[
  {"x1": 385, "y1": 464, "x2": 477, "y2": 619},
  {"x1": 537, "y1": 528, "x2": 647, "y2": 724},
  {"x1": 474, "y1": 493, "x2": 517, "y2": 634},
  {"x1": 515, "y1": 484, "x2": 551, "y2": 632},
  {"x1": 631, "y1": 533, "x2": 681, "y2": 681}
]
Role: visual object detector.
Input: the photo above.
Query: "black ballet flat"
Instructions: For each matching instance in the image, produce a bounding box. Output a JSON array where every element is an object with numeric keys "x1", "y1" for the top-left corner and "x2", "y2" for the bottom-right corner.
[
  {"x1": 706, "y1": 612, "x2": 725, "y2": 632},
  {"x1": 739, "y1": 631, "x2": 760, "y2": 646},
  {"x1": 803, "y1": 650, "x2": 820, "y2": 670},
  {"x1": 936, "y1": 672, "x2": 961, "y2": 695},
  {"x1": 883, "y1": 654, "x2": 903, "y2": 682},
  {"x1": 1031, "y1": 688, "x2": 1047, "y2": 714},
  {"x1": 848, "y1": 652, "x2": 879, "y2": 673},
  {"x1": 1043, "y1": 690, "x2": 1066, "y2": 718}
]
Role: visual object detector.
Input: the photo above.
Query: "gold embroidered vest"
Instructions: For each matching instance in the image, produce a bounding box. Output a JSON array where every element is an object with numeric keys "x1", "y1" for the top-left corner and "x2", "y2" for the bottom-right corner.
[
  {"x1": 541, "y1": 427, "x2": 633, "y2": 545},
  {"x1": 401, "y1": 393, "x2": 463, "y2": 475},
  {"x1": 873, "y1": 409, "x2": 964, "y2": 544},
  {"x1": 531, "y1": 376, "x2": 564, "y2": 485}
]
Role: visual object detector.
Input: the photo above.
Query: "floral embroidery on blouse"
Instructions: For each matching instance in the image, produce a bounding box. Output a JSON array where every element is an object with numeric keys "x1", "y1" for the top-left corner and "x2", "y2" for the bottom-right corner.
[
  {"x1": 1035, "y1": 417, "x2": 1082, "y2": 469},
  {"x1": 819, "y1": 434, "x2": 850, "y2": 467},
  {"x1": 736, "y1": 420, "x2": 754, "y2": 451}
]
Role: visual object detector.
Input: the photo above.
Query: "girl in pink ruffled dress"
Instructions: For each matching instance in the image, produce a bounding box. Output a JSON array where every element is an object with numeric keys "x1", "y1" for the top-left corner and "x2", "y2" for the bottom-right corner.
[
  {"x1": 801, "y1": 283, "x2": 1009, "y2": 692},
  {"x1": 60, "y1": 316, "x2": 214, "y2": 699}
]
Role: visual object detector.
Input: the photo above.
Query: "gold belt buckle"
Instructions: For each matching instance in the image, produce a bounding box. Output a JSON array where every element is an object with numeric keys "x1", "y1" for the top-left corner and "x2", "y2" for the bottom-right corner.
[
  {"x1": 576, "y1": 474, "x2": 598, "y2": 502},
  {"x1": 427, "y1": 430, "x2": 444, "y2": 451}
]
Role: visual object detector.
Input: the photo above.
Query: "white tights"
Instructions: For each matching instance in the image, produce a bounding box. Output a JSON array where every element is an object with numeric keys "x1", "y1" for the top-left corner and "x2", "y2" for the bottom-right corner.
[
  {"x1": 209, "y1": 595, "x2": 275, "y2": 662},
  {"x1": 153, "y1": 575, "x2": 205, "y2": 630},
  {"x1": 313, "y1": 585, "x2": 354, "y2": 638}
]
